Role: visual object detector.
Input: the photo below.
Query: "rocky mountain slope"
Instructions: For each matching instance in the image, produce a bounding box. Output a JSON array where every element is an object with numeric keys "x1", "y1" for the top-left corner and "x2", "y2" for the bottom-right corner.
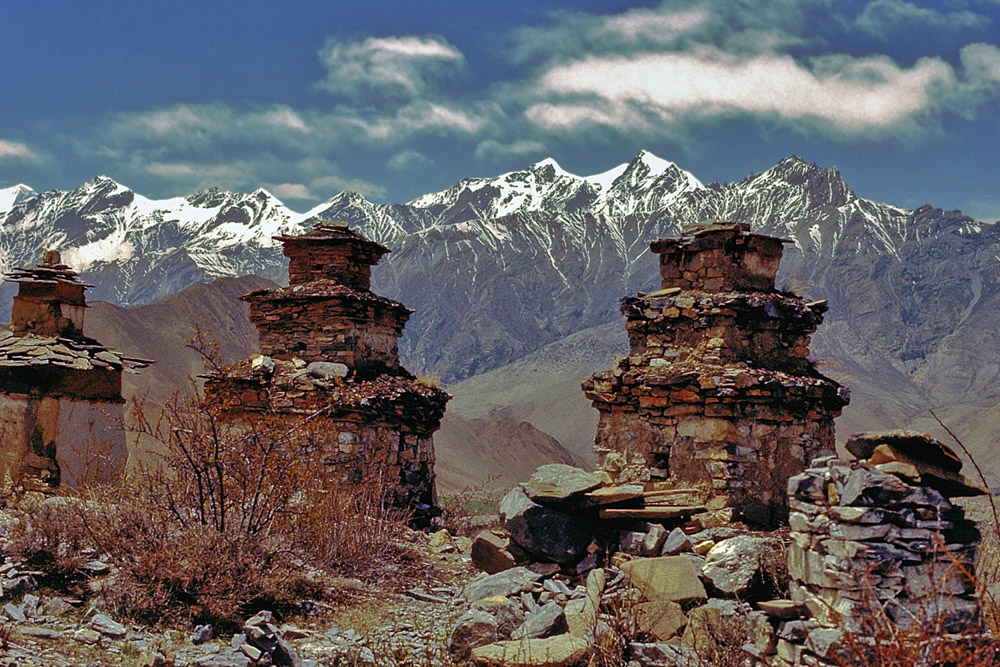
[{"x1": 4, "y1": 152, "x2": 1000, "y2": 484}]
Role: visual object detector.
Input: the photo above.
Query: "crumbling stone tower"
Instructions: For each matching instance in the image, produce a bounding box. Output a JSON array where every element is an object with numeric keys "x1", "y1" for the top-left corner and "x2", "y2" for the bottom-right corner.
[
  {"x1": 204, "y1": 223, "x2": 449, "y2": 515},
  {"x1": 582, "y1": 222, "x2": 850, "y2": 526},
  {"x1": 0, "y1": 251, "x2": 149, "y2": 489}
]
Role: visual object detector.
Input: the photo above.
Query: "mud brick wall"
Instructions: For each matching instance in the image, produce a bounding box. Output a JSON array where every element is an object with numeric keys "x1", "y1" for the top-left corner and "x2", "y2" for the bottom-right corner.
[
  {"x1": 0, "y1": 254, "x2": 148, "y2": 490},
  {"x1": 285, "y1": 242, "x2": 386, "y2": 291},
  {"x1": 584, "y1": 223, "x2": 848, "y2": 527},
  {"x1": 247, "y1": 285, "x2": 410, "y2": 370},
  {"x1": 651, "y1": 227, "x2": 786, "y2": 293}
]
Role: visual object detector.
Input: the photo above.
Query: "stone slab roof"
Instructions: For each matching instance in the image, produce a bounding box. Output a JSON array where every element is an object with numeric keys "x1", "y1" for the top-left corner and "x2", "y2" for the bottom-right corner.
[
  {"x1": 206, "y1": 356, "x2": 448, "y2": 413},
  {"x1": 0, "y1": 331, "x2": 151, "y2": 372},
  {"x1": 240, "y1": 279, "x2": 411, "y2": 313},
  {"x1": 649, "y1": 221, "x2": 793, "y2": 254},
  {"x1": 585, "y1": 359, "x2": 850, "y2": 406},
  {"x1": 274, "y1": 222, "x2": 390, "y2": 254},
  {"x1": 4, "y1": 263, "x2": 94, "y2": 287}
]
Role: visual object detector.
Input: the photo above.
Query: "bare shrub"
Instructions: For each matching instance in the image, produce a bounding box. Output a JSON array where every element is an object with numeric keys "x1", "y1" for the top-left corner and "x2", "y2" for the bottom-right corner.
[
  {"x1": 4, "y1": 494, "x2": 90, "y2": 582},
  {"x1": 5, "y1": 332, "x2": 414, "y2": 630},
  {"x1": 831, "y1": 569, "x2": 1000, "y2": 667},
  {"x1": 290, "y1": 472, "x2": 412, "y2": 578},
  {"x1": 586, "y1": 584, "x2": 638, "y2": 667},
  {"x1": 438, "y1": 475, "x2": 503, "y2": 537}
]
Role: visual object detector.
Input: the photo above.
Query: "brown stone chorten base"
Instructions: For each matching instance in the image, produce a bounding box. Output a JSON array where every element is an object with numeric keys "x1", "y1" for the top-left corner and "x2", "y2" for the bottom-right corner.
[
  {"x1": 204, "y1": 222, "x2": 449, "y2": 520},
  {"x1": 583, "y1": 223, "x2": 849, "y2": 527},
  {"x1": 206, "y1": 358, "x2": 447, "y2": 510}
]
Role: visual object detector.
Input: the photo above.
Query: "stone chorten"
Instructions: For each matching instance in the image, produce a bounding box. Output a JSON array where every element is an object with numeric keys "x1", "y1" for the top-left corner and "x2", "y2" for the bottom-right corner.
[
  {"x1": 204, "y1": 223, "x2": 449, "y2": 514},
  {"x1": 582, "y1": 222, "x2": 850, "y2": 526},
  {"x1": 0, "y1": 250, "x2": 149, "y2": 488}
]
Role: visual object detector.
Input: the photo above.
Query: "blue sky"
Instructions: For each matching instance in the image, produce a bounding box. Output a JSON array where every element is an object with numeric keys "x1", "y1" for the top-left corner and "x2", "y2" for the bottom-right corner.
[{"x1": 2, "y1": 0, "x2": 1000, "y2": 219}]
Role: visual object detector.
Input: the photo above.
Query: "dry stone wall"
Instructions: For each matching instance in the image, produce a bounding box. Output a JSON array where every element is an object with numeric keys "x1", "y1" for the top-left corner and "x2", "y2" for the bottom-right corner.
[
  {"x1": 245, "y1": 281, "x2": 409, "y2": 372},
  {"x1": 747, "y1": 431, "x2": 986, "y2": 666}
]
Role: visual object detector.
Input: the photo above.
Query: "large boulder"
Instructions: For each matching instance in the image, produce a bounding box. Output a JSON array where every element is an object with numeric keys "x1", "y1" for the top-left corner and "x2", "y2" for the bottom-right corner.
[
  {"x1": 634, "y1": 601, "x2": 687, "y2": 640},
  {"x1": 511, "y1": 601, "x2": 566, "y2": 639},
  {"x1": 702, "y1": 535, "x2": 783, "y2": 597},
  {"x1": 499, "y1": 487, "x2": 594, "y2": 564},
  {"x1": 473, "y1": 596, "x2": 525, "y2": 636},
  {"x1": 619, "y1": 556, "x2": 707, "y2": 604},
  {"x1": 449, "y1": 609, "x2": 501, "y2": 660},
  {"x1": 472, "y1": 530, "x2": 519, "y2": 574}
]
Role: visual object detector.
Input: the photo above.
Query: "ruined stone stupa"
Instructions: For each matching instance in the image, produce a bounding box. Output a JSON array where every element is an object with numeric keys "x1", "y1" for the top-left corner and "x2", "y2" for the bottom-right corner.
[
  {"x1": 0, "y1": 251, "x2": 149, "y2": 488},
  {"x1": 583, "y1": 222, "x2": 850, "y2": 526},
  {"x1": 204, "y1": 223, "x2": 449, "y2": 516}
]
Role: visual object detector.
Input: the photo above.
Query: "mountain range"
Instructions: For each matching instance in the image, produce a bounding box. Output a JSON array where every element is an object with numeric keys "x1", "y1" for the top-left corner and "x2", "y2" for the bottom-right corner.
[{"x1": 3, "y1": 151, "x2": 999, "y2": 487}]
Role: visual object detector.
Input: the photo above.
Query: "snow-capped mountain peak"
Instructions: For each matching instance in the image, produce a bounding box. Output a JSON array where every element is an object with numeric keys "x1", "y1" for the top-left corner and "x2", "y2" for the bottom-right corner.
[
  {"x1": 634, "y1": 149, "x2": 676, "y2": 177},
  {"x1": 0, "y1": 184, "x2": 36, "y2": 215},
  {"x1": 527, "y1": 157, "x2": 575, "y2": 180},
  {"x1": 584, "y1": 162, "x2": 629, "y2": 192}
]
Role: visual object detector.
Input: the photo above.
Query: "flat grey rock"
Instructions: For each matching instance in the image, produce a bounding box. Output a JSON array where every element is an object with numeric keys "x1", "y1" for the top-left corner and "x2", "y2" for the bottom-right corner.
[
  {"x1": 461, "y1": 566, "x2": 542, "y2": 602},
  {"x1": 520, "y1": 464, "x2": 603, "y2": 502}
]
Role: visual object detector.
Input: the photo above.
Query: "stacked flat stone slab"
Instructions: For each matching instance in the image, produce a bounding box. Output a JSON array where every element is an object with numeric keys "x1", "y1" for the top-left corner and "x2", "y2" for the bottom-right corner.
[
  {"x1": 204, "y1": 223, "x2": 448, "y2": 513},
  {"x1": 582, "y1": 222, "x2": 850, "y2": 527},
  {"x1": 249, "y1": 224, "x2": 410, "y2": 372},
  {"x1": 0, "y1": 251, "x2": 149, "y2": 488},
  {"x1": 747, "y1": 433, "x2": 984, "y2": 666}
]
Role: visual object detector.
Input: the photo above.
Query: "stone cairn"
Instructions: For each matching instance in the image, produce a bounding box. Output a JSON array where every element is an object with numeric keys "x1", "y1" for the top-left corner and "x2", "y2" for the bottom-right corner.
[
  {"x1": 583, "y1": 222, "x2": 850, "y2": 527},
  {"x1": 747, "y1": 431, "x2": 987, "y2": 666},
  {"x1": 204, "y1": 223, "x2": 449, "y2": 518},
  {"x1": 0, "y1": 250, "x2": 149, "y2": 488}
]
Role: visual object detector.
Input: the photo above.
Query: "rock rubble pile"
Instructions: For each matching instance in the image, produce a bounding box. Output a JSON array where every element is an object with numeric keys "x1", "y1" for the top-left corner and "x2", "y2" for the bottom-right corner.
[{"x1": 459, "y1": 463, "x2": 786, "y2": 666}]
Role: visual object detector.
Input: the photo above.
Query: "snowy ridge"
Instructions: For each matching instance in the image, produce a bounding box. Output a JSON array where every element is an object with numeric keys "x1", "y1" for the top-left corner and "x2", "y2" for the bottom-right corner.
[{"x1": 3, "y1": 152, "x2": 995, "y2": 384}]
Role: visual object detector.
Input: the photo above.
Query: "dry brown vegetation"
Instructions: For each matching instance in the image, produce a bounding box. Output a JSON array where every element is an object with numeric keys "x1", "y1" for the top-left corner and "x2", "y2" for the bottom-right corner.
[{"x1": 3, "y1": 338, "x2": 415, "y2": 634}]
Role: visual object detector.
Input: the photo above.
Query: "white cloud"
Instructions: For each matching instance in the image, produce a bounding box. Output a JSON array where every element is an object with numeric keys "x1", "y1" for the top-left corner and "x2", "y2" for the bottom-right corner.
[
  {"x1": 855, "y1": 0, "x2": 988, "y2": 38},
  {"x1": 387, "y1": 149, "x2": 432, "y2": 171},
  {"x1": 59, "y1": 7, "x2": 1000, "y2": 201},
  {"x1": 474, "y1": 139, "x2": 547, "y2": 160},
  {"x1": 0, "y1": 139, "x2": 42, "y2": 163},
  {"x1": 268, "y1": 183, "x2": 314, "y2": 200},
  {"x1": 310, "y1": 174, "x2": 387, "y2": 199},
  {"x1": 527, "y1": 49, "x2": 964, "y2": 136},
  {"x1": 144, "y1": 160, "x2": 250, "y2": 189},
  {"x1": 112, "y1": 104, "x2": 317, "y2": 152},
  {"x1": 513, "y1": 5, "x2": 710, "y2": 61},
  {"x1": 513, "y1": 0, "x2": 1000, "y2": 141},
  {"x1": 959, "y1": 42, "x2": 1000, "y2": 96},
  {"x1": 317, "y1": 35, "x2": 464, "y2": 100}
]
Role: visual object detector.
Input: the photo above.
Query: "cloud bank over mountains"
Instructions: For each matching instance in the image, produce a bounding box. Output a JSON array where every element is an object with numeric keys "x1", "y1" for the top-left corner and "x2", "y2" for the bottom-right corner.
[{"x1": 2, "y1": 0, "x2": 1000, "y2": 211}]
